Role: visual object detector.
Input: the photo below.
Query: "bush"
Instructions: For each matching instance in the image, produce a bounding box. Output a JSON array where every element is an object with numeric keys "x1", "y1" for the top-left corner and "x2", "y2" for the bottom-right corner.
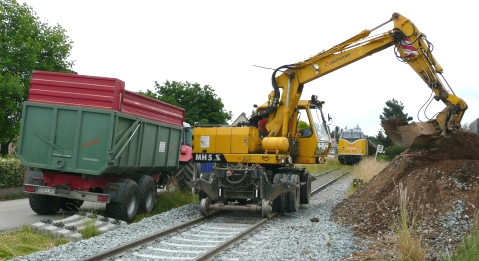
[
  {"x1": 0, "y1": 156, "x2": 25, "y2": 189},
  {"x1": 383, "y1": 145, "x2": 406, "y2": 161}
]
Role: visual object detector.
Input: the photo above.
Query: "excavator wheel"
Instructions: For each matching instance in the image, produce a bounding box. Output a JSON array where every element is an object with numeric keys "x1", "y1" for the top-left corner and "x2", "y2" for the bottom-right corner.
[
  {"x1": 285, "y1": 174, "x2": 300, "y2": 213},
  {"x1": 272, "y1": 173, "x2": 286, "y2": 213},
  {"x1": 300, "y1": 172, "x2": 312, "y2": 204}
]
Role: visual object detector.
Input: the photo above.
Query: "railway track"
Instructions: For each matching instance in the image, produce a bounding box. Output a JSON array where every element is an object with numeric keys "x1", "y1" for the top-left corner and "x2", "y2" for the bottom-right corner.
[{"x1": 81, "y1": 169, "x2": 349, "y2": 261}]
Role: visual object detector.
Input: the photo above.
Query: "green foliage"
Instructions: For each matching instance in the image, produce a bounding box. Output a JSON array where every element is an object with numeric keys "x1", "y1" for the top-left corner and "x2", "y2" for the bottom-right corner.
[
  {"x1": 0, "y1": 156, "x2": 25, "y2": 189},
  {"x1": 0, "y1": 226, "x2": 69, "y2": 260},
  {"x1": 0, "y1": 75, "x2": 23, "y2": 144},
  {"x1": 383, "y1": 145, "x2": 406, "y2": 161},
  {"x1": 133, "y1": 178, "x2": 197, "y2": 223},
  {"x1": 330, "y1": 125, "x2": 340, "y2": 139},
  {"x1": 368, "y1": 136, "x2": 378, "y2": 145},
  {"x1": 141, "y1": 80, "x2": 232, "y2": 125},
  {"x1": 449, "y1": 222, "x2": 479, "y2": 260},
  {"x1": 298, "y1": 158, "x2": 345, "y2": 174},
  {"x1": 0, "y1": 0, "x2": 75, "y2": 143},
  {"x1": 80, "y1": 219, "x2": 101, "y2": 239},
  {"x1": 378, "y1": 98, "x2": 412, "y2": 151},
  {"x1": 379, "y1": 98, "x2": 413, "y2": 122}
]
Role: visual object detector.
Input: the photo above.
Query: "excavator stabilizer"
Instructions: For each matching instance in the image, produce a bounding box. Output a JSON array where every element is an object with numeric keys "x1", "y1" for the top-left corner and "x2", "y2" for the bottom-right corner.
[{"x1": 382, "y1": 118, "x2": 444, "y2": 149}]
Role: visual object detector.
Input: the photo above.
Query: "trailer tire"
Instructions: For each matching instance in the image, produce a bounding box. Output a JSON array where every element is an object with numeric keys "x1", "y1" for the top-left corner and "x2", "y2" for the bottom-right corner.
[
  {"x1": 133, "y1": 175, "x2": 156, "y2": 214},
  {"x1": 106, "y1": 179, "x2": 140, "y2": 223},
  {"x1": 285, "y1": 174, "x2": 300, "y2": 213},
  {"x1": 300, "y1": 172, "x2": 312, "y2": 204},
  {"x1": 175, "y1": 161, "x2": 196, "y2": 192},
  {"x1": 272, "y1": 174, "x2": 286, "y2": 213},
  {"x1": 60, "y1": 199, "x2": 84, "y2": 211},
  {"x1": 29, "y1": 194, "x2": 61, "y2": 215}
]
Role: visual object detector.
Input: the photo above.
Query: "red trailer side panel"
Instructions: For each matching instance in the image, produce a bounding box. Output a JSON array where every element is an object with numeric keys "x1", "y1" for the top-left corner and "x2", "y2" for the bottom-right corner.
[
  {"x1": 28, "y1": 71, "x2": 125, "y2": 111},
  {"x1": 122, "y1": 90, "x2": 184, "y2": 127},
  {"x1": 27, "y1": 71, "x2": 184, "y2": 127}
]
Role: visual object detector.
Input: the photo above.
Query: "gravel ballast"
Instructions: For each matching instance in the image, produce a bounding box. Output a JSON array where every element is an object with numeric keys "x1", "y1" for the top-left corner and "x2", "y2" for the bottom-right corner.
[{"x1": 12, "y1": 177, "x2": 360, "y2": 261}]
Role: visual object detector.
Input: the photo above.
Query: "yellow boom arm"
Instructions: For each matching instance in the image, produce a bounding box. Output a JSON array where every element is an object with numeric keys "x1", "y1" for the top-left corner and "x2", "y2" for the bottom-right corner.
[{"x1": 264, "y1": 12, "x2": 467, "y2": 148}]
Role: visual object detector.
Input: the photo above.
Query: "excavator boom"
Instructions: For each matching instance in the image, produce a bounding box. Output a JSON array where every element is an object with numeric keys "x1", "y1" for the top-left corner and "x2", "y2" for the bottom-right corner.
[{"x1": 265, "y1": 12, "x2": 467, "y2": 148}]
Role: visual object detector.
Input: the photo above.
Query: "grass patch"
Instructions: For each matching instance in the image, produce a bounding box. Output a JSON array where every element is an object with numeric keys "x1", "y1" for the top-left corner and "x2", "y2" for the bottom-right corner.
[
  {"x1": 448, "y1": 211, "x2": 479, "y2": 260},
  {"x1": 297, "y1": 157, "x2": 344, "y2": 174},
  {"x1": 348, "y1": 157, "x2": 389, "y2": 195},
  {"x1": 0, "y1": 193, "x2": 28, "y2": 201},
  {"x1": 393, "y1": 182, "x2": 426, "y2": 261},
  {"x1": 0, "y1": 226, "x2": 69, "y2": 261},
  {"x1": 133, "y1": 178, "x2": 197, "y2": 223},
  {"x1": 80, "y1": 219, "x2": 101, "y2": 239}
]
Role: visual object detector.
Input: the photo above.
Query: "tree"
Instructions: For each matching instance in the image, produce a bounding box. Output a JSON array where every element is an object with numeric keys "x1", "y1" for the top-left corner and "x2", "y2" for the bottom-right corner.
[
  {"x1": 0, "y1": 74, "x2": 23, "y2": 144},
  {"x1": 378, "y1": 98, "x2": 412, "y2": 160},
  {"x1": 329, "y1": 125, "x2": 340, "y2": 139},
  {"x1": 0, "y1": 0, "x2": 75, "y2": 143},
  {"x1": 141, "y1": 80, "x2": 232, "y2": 124},
  {"x1": 379, "y1": 98, "x2": 413, "y2": 122}
]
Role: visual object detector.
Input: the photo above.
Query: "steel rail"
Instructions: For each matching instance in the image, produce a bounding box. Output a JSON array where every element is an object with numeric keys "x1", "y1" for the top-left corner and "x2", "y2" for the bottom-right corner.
[
  {"x1": 193, "y1": 212, "x2": 279, "y2": 261},
  {"x1": 312, "y1": 167, "x2": 340, "y2": 178},
  {"x1": 80, "y1": 211, "x2": 223, "y2": 261},
  {"x1": 312, "y1": 171, "x2": 350, "y2": 195}
]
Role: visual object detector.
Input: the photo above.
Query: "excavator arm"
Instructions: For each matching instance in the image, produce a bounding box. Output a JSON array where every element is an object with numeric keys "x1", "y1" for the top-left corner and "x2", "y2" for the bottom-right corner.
[{"x1": 260, "y1": 12, "x2": 467, "y2": 148}]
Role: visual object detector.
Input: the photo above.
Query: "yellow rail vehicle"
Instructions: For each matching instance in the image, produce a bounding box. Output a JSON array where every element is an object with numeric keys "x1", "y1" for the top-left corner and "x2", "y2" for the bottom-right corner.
[{"x1": 338, "y1": 129, "x2": 375, "y2": 165}]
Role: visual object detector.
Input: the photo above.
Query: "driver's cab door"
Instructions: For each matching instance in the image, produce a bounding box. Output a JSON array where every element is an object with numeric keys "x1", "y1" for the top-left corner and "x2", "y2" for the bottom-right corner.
[{"x1": 295, "y1": 102, "x2": 331, "y2": 164}]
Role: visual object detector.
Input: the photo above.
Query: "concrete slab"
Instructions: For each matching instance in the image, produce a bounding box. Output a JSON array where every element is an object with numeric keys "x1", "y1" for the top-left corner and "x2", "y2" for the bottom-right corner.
[{"x1": 30, "y1": 212, "x2": 127, "y2": 241}]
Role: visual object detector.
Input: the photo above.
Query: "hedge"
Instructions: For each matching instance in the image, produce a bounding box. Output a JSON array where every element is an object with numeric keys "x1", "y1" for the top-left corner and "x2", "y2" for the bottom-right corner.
[{"x1": 0, "y1": 156, "x2": 25, "y2": 189}]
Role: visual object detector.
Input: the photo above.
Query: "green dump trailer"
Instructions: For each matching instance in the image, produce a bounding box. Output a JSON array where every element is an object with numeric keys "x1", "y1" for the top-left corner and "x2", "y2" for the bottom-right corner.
[{"x1": 19, "y1": 71, "x2": 187, "y2": 222}]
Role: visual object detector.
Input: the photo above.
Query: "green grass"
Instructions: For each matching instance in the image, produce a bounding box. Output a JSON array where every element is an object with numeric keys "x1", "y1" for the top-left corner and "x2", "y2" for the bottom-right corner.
[
  {"x1": 0, "y1": 193, "x2": 29, "y2": 201},
  {"x1": 133, "y1": 179, "x2": 198, "y2": 223},
  {"x1": 0, "y1": 226, "x2": 69, "y2": 261},
  {"x1": 448, "y1": 215, "x2": 479, "y2": 261},
  {"x1": 80, "y1": 219, "x2": 101, "y2": 239},
  {"x1": 393, "y1": 182, "x2": 426, "y2": 261},
  {"x1": 297, "y1": 157, "x2": 345, "y2": 174},
  {"x1": 347, "y1": 157, "x2": 389, "y2": 195}
]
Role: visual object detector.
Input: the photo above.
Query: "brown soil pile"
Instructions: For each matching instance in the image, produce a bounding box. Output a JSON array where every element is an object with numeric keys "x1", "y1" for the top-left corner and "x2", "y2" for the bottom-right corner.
[{"x1": 332, "y1": 129, "x2": 479, "y2": 259}]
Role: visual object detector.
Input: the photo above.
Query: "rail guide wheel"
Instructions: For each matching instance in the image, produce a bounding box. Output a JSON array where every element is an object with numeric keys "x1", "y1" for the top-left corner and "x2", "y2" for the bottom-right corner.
[
  {"x1": 262, "y1": 199, "x2": 272, "y2": 218},
  {"x1": 200, "y1": 197, "x2": 211, "y2": 216}
]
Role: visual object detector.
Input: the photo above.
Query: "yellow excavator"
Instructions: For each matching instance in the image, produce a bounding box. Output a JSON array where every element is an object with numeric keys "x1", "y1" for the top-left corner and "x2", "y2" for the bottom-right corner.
[{"x1": 188, "y1": 12, "x2": 467, "y2": 218}]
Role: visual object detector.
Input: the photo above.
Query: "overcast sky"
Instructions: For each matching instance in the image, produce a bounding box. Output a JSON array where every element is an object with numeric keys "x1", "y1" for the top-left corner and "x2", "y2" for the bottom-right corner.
[{"x1": 19, "y1": 0, "x2": 479, "y2": 136}]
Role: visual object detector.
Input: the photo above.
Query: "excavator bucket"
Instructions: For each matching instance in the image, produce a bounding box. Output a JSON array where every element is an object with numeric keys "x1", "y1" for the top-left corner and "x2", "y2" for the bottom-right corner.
[{"x1": 382, "y1": 118, "x2": 444, "y2": 149}]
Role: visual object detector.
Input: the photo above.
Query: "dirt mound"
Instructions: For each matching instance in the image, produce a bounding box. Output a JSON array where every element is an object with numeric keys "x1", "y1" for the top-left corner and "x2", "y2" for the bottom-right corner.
[{"x1": 332, "y1": 129, "x2": 479, "y2": 258}]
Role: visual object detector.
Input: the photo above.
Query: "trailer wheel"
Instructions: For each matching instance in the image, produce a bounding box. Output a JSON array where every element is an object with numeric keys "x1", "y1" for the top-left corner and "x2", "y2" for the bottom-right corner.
[
  {"x1": 29, "y1": 194, "x2": 61, "y2": 215},
  {"x1": 106, "y1": 179, "x2": 140, "y2": 223},
  {"x1": 300, "y1": 172, "x2": 312, "y2": 204},
  {"x1": 272, "y1": 174, "x2": 286, "y2": 213},
  {"x1": 60, "y1": 199, "x2": 84, "y2": 211},
  {"x1": 285, "y1": 174, "x2": 300, "y2": 213},
  {"x1": 133, "y1": 175, "x2": 157, "y2": 213}
]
